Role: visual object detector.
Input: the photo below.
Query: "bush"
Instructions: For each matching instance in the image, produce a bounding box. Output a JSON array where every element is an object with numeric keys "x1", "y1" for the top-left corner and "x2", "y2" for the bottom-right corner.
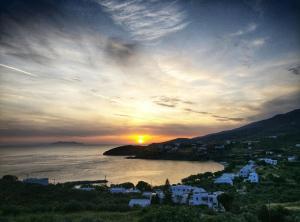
[
  {"x1": 258, "y1": 205, "x2": 290, "y2": 222},
  {"x1": 2, "y1": 175, "x2": 18, "y2": 182},
  {"x1": 217, "y1": 193, "x2": 234, "y2": 211},
  {"x1": 63, "y1": 200, "x2": 84, "y2": 212}
]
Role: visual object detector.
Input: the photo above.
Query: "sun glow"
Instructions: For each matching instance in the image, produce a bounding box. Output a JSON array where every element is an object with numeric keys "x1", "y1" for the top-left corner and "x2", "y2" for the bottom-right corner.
[
  {"x1": 130, "y1": 135, "x2": 151, "y2": 144},
  {"x1": 137, "y1": 135, "x2": 145, "y2": 144}
]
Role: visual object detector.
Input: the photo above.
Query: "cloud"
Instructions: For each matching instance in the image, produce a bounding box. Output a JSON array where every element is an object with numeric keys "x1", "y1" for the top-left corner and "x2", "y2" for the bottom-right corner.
[
  {"x1": 153, "y1": 96, "x2": 194, "y2": 108},
  {"x1": 229, "y1": 23, "x2": 257, "y2": 37},
  {"x1": 0, "y1": 64, "x2": 38, "y2": 77},
  {"x1": 247, "y1": 90, "x2": 300, "y2": 121},
  {"x1": 250, "y1": 38, "x2": 266, "y2": 47},
  {"x1": 104, "y1": 37, "x2": 139, "y2": 64},
  {"x1": 97, "y1": 0, "x2": 189, "y2": 42},
  {"x1": 184, "y1": 108, "x2": 244, "y2": 122},
  {"x1": 183, "y1": 108, "x2": 210, "y2": 115},
  {"x1": 288, "y1": 65, "x2": 300, "y2": 75}
]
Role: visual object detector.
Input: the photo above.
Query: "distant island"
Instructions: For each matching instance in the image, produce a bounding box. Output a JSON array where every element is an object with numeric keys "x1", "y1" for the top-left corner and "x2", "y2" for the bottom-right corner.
[
  {"x1": 49, "y1": 141, "x2": 86, "y2": 146},
  {"x1": 104, "y1": 109, "x2": 300, "y2": 161}
]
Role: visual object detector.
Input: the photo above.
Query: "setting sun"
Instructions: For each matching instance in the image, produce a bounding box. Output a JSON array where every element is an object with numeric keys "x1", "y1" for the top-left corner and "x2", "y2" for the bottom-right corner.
[
  {"x1": 130, "y1": 135, "x2": 151, "y2": 144},
  {"x1": 137, "y1": 135, "x2": 144, "y2": 144}
]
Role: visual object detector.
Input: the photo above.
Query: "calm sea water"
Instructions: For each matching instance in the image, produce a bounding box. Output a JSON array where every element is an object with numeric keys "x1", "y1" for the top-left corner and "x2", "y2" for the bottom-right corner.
[{"x1": 0, "y1": 145, "x2": 224, "y2": 185}]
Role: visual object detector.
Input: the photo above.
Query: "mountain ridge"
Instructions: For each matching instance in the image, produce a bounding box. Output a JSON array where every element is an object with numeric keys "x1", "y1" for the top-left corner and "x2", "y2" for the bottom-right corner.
[{"x1": 104, "y1": 109, "x2": 300, "y2": 160}]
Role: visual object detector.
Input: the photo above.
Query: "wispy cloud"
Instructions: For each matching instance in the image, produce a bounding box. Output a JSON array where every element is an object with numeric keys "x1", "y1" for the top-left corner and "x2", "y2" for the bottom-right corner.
[
  {"x1": 97, "y1": 0, "x2": 189, "y2": 42},
  {"x1": 184, "y1": 108, "x2": 244, "y2": 122},
  {"x1": 229, "y1": 23, "x2": 257, "y2": 37},
  {"x1": 153, "y1": 96, "x2": 194, "y2": 108},
  {"x1": 288, "y1": 65, "x2": 300, "y2": 75},
  {"x1": 0, "y1": 64, "x2": 38, "y2": 77}
]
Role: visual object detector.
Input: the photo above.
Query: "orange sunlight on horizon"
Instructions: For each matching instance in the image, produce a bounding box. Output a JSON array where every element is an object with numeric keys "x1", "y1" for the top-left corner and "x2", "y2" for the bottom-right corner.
[{"x1": 130, "y1": 135, "x2": 151, "y2": 145}]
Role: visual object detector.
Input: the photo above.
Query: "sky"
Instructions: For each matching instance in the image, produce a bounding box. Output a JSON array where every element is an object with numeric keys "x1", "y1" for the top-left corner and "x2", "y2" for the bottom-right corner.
[{"x1": 0, "y1": 0, "x2": 300, "y2": 145}]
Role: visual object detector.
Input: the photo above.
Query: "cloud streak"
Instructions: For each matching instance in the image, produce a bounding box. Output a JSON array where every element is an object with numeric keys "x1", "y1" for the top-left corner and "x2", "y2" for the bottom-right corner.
[
  {"x1": 153, "y1": 96, "x2": 194, "y2": 108},
  {"x1": 288, "y1": 65, "x2": 300, "y2": 75},
  {"x1": 0, "y1": 64, "x2": 38, "y2": 77},
  {"x1": 229, "y1": 23, "x2": 257, "y2": 37},
  {"x1": 97, "y1": 0, "x2": 189, "y2": 42},
  {"x1": 184, "y1": 108, "x2": 244, "y2": 122}
]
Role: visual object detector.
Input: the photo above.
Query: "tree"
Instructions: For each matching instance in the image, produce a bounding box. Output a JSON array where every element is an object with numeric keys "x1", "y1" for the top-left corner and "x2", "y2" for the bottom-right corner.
[
  {"x1": 136, "y1": 181, "x2": 151, "y2": 191},
  {"x1": 119, "y1": 182, "x2": 134, "y2": 189},
  {"x1": 163, "y1": 179, "x2": 173, "y2": 204},
  {"x1": 164, "y1": 179, "x2": 170, "y2": 191},
  {"x1": 2, "y1": 175, "x2": 18, "y2": 182},
  {"x1": 217, "y1": 193, "x2": 234, "y2": 211}
]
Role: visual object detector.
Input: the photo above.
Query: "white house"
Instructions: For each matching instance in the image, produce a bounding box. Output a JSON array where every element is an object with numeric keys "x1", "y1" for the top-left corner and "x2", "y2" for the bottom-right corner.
[
  {"x1": 154, "y1": 189, "x2": 165, "y2": 200},
  {"x1": 247, "y1": 172, "x2": 259, "y2": 183},
  {"x1": 288, "y1": 156, "x2": 297, "y2": 162},
  {"x1": 23, "y1": 178, "x2": 49, "y2": 186},
  {"x1": 189, "y1": 191, "x2": 223, "y2": 209},
  {"x1": 79, "y1": 187, "x2": 95, "y2": 191},
  {"x1": 142, "y1": 192, "x2": 155, "y2": 199},
  {"x1": 171, "y1": 185, "x2": 194, "y2": 196},
  {"x1": 239, "y1": 162, "x2": 255, "y2": 177},
  {"x1": 125, "y1": 188, "x2": 141, "y2": 193},
  {"x1": 171, "y1": 185, "x2": 204, "y2": 204},
  {"x1": 170, "y1": 185, "x2": 223, "y2": 210},
  {"x1": 110, "y1": 187, "x2": 126, "y2": 193},
  {"x1": 214, "y1": 176, "x2": 233, "y2": 186},
  {"x1": 295, "y1": 144, "x2": 300, "y2": 148},
  {"x1": 129, "y1": 199, "x2": 151, "y2": 208},
  {"x1": 215, "y1": 145, "x2": 225, "y2": 149},
  {"x1": 260, "y1": 158, "x2": 278, "y2": 165},
  {"x1": 214, "y1": 173, "x2": 236, "y2": 186}
]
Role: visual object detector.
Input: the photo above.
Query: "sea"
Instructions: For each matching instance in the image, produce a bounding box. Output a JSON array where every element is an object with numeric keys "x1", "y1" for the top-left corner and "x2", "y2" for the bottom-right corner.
[{"x1": 0, "y1": 145, "x2": 224, "y2": 185}]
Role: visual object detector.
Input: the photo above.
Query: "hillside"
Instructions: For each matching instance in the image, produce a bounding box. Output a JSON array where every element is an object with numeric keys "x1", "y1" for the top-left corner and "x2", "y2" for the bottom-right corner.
[
  {"x1": 192, "y1": 109, "x2": 300, "y2": 143},
  {"x1": 104, "y1": 109, "x2": 300, "y2": 160}
]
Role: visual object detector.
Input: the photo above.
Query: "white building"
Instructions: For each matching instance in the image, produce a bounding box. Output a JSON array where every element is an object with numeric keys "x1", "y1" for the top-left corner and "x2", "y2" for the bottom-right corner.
[
  {"x1": 142, "y1": 192, "x2": 155, "y2": 199},
  {"x1": 79, "y1": 187, "x2": 95, "y2": 191},
  {"x1": 129, "y1": 199, "x2": 151, "y2": 208},
  {"x1": 170, "y1": 185, "x2": 223, "y2": 210},
  {"x1": 247, "y1": 172, "x2": 259, "y2": 183},
  {"x1": 260, "y1": 158, "x2": 278, "y2": 165},
  {"x1": 215, "y1": 145, "x2": 225, "y2": 149},
  {"x1": 125, "y1": 188, "x2": 141, "y2": 193},
  {"x1": 189, "y1": 191, "x2": 223, "y2": 209},
  {"x1": 295, "y1": 144, "x2": 300, "y2": 148},
  {"x1": 239, "y1": 162, "x2": 255, "y2": 177},
  {"x1": 171, "y1": 185, "x2": 194, "y2": 196},
  {"x1": 171, "y1": 185, "x2": 204, "y2": 204},
  {"x1": 23, "y1": 178, "x2": 49, "y2": 186},
  {"x1": 214, "y1": 176, "x2": 233, "y2": 186},
  {"x1": 154, "y1": 189, "x2": 165, "y2": 200},
  {"x1": 110, "y1": 187, "x2": 126, "y2": 193},
  {"x1": 288, "y1": 156, "x2": 297, "y2": 162}
]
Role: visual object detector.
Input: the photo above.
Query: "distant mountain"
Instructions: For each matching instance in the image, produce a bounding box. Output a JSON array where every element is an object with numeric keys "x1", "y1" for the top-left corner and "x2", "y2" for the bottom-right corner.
[
  {"x1": 192, "y1": 109, "x2": 300, "y2": 143},
  {"x1": 50, "y1": 141, "x2": 85, "y2": 146}
]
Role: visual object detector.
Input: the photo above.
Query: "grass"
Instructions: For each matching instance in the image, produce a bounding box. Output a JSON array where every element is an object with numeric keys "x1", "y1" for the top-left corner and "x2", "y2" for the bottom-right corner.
[{"x1": 0, "y1": 211, "x2": 141, "y2": 222}]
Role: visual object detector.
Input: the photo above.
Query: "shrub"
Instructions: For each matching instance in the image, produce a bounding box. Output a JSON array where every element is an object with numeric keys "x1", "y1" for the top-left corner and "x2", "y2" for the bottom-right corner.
[{"x1": 63, "y1": 200, "x2": 83, "y2": 212}]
